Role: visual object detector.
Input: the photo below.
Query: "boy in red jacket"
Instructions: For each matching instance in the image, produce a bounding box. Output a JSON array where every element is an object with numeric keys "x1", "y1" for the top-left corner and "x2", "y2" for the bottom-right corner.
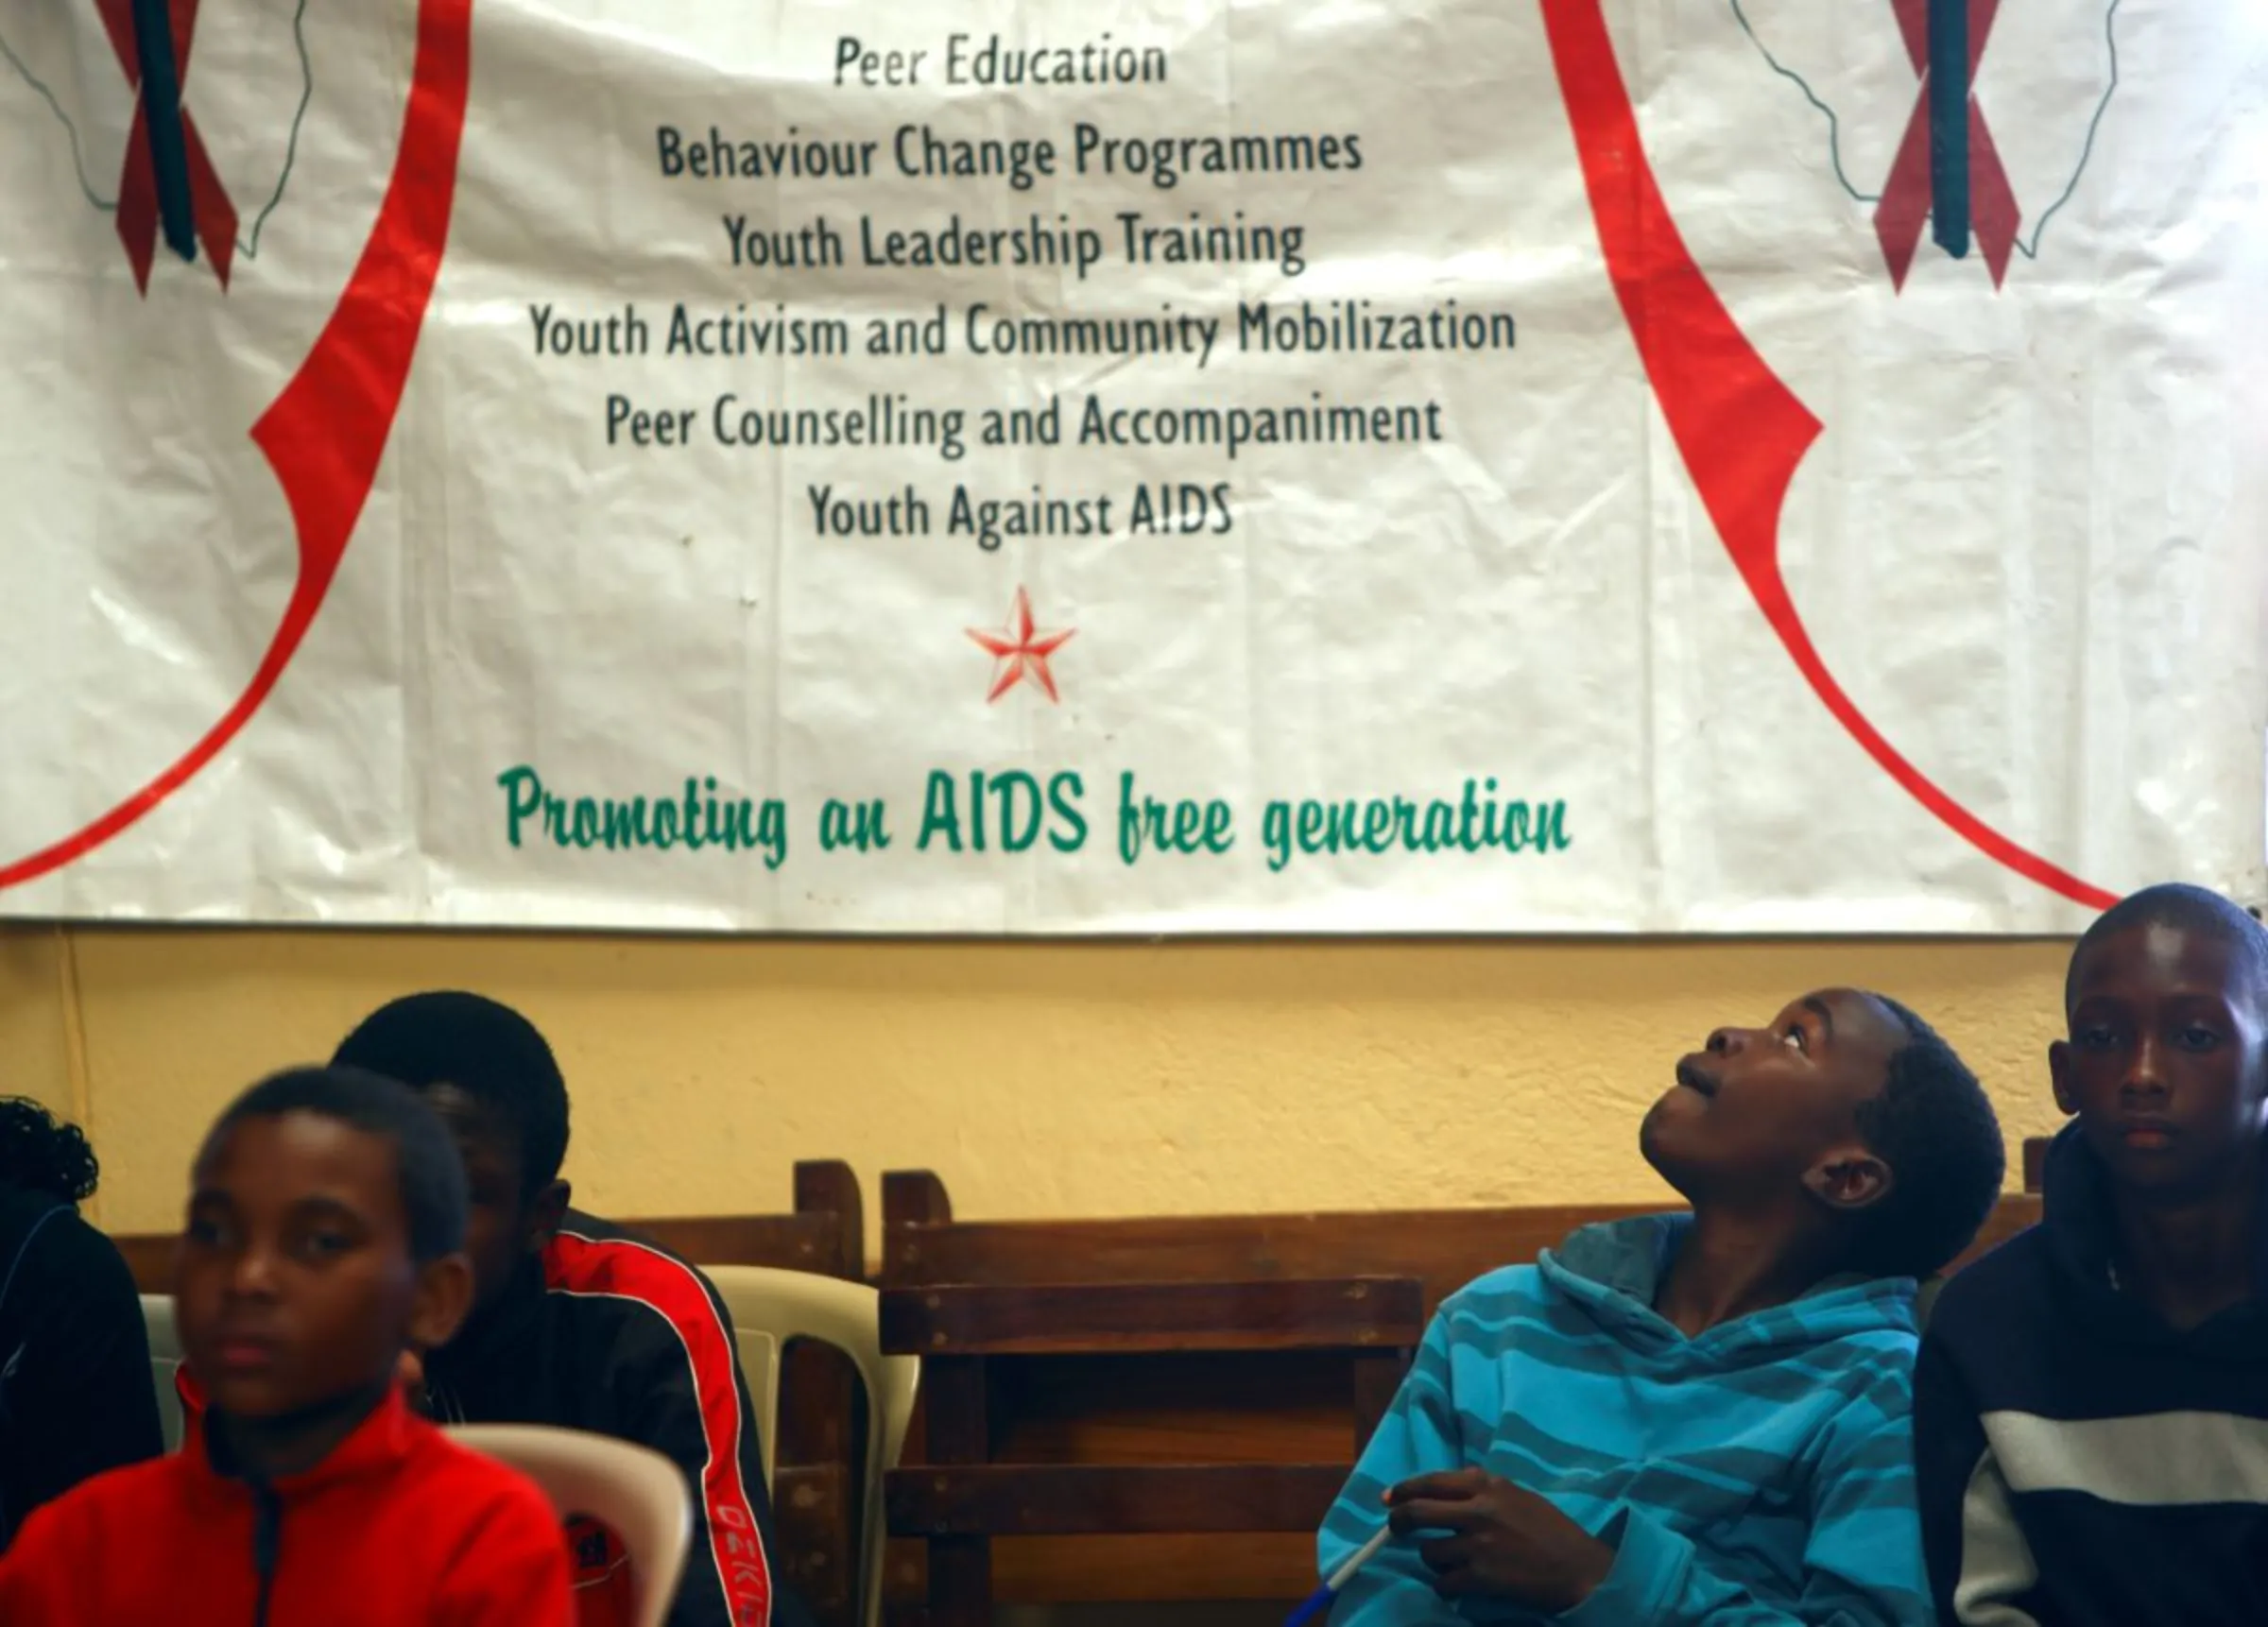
[{"x1": 0, "y1": 1066, "x2": 575, "y2": 1626}]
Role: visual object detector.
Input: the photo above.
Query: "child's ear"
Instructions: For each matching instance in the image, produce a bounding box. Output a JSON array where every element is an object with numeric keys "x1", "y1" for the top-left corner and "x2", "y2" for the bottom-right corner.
[
  {"x1": 2049, "y1": 1040, "x2": 2077, "y2": 1116},
  {"x1": 1802, "y1": 1146, "x2": 1895, "y2": 1212},
  {"x1": 409, "y1": 1253, "x2": 475, "y2": 1353},
  {"x1": 524, "y1": 1179, "x2": 572, "y2": 1252}
]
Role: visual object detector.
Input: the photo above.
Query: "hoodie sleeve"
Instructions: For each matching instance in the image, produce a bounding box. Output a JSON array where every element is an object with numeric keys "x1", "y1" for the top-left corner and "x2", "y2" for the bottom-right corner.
[
  {"x1": 1554, "y1": 1360, "x2": 1932, "y2": 1627},
  {"x1": 603, "y1": 1267, "x2": 815, "y2": 1627},
  {"x1": 1914, "y1": 1327, "x2": 2040, "y2": 1627},
  {"x1": 542, "y1": 1226, "x2": 813, "y2": 1627},
  {"x1": 1319, "y1": 1309, "x2": 1467, "y2": 1626}
]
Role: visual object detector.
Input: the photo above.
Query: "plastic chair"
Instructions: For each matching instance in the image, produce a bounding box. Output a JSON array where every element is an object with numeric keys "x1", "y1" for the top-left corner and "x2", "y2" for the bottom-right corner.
[
  {"x1": 453, "y1": 1425, "x2": 691, "y2": 1627},
  {"x1": 1916, "y1": 1275, "x2": 1945, "y2": 1330},
  {"x1": 735, "y1": 1327, "x2": 781, "y2": 1482},
  {"x1": 703, "y1": 1266, "x2": 919, "y2": 1627},
  {"x1": 139, "y1": 1293, "x2": 185, "y2": 1453}
]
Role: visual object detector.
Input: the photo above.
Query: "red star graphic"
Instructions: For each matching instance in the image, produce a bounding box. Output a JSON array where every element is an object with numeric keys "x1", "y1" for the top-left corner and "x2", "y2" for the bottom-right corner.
[{"x1": 967, "y1": 588, "x2": 1074, "y2": 703}]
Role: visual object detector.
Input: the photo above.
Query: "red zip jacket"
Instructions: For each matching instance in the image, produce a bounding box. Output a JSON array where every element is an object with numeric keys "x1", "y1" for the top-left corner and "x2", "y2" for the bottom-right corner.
[
  {"x1": 169, "y1": 1213, "x2": 805, "y2": 1627},
  {"x1": 0, "y1": 1385, "x2": 573, "y2": 1626}
]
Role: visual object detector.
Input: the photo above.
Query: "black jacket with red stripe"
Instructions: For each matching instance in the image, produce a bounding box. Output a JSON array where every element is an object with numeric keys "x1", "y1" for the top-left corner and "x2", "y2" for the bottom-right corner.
[{"x1": 422, "y1": 1210, "x2": 813, "y2": 1627}]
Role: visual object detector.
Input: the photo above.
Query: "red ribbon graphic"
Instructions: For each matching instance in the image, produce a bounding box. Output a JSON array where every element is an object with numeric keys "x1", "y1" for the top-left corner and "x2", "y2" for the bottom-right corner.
[
  {"x1": 1540, "y1": 0, "x2": 2112, "y2": 911},
  {"x1": 94, "y1": 0, "x2": 238, "y2": 291},
  {"x1": 4, "y1": 0, "x2": 2110, "y2": 913},
  {"x1": 1875, "y1": 0, "x2": 2022, "y2": 290},
  {"x1": 0, "y1": 0, "x2": 473, "y2": 890}
]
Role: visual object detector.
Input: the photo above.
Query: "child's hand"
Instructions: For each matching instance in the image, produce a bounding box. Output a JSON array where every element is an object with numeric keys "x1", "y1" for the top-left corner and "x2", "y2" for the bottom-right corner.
[{"x1": 1384, "y1": 1468, "x2": 1614, "y2": 1612}]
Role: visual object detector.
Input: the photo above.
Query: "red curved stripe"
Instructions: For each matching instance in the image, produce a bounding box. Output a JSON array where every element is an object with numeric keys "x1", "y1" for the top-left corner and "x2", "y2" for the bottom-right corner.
[
  {"x1": 0, "y1": 0, "x2": 472, "y2": 891},
  {"x1": 10, "y1": 0, "x2": 2111, "y2": 916},
  {"x1": 1538, "y1": 0, "x2": 2114, "y2": 912}
]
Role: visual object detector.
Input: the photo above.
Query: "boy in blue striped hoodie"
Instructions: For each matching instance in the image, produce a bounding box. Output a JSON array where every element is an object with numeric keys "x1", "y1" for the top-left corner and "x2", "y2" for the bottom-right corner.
[{"x1": 1320, "y1": 988, "x2": 2005, "y2": 1625}]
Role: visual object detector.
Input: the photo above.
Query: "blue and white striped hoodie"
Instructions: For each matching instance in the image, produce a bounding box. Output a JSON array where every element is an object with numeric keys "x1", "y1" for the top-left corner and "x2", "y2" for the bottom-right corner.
[{"x1": 1320, "y1": 1214, "x2": 1931, "y2": 1625}]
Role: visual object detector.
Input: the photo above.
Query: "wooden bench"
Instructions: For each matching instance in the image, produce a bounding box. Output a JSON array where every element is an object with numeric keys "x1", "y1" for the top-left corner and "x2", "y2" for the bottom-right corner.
[
  {"x1": 112, "y1": 1158, "x2": 871, "y2": 1627},
  {"x1": 879, "y1": 1165, "x2": 2049, "y2": 1618},
  {"x1": 106, "y1": 1156, "x2": 867, "y2": 1292},
  {"x1": 882, "y1": 1271, "x2": 1422, "y2": 1627}
]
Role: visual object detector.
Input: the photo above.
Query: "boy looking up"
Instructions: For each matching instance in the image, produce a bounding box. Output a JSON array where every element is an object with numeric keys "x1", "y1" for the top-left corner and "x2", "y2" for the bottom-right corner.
[
  {"x1": 1917, "y1": 883, "x2": 2268, "y2": 1624},
  {"x1": 0, "y1": 1067, "x2": 573, "y2": 1625},
  {"x1": 1322, "y1": 988, "x2": 2005, "y2": 1625},
  {"x1": 332, "y1": 991, "x2": 810, "y2": 1627}
]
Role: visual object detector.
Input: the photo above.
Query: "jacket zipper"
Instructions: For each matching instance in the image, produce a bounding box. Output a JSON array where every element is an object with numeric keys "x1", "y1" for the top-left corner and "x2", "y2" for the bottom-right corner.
[{"x1": 249, "y1": 1480, "x2": 283, "y2": 1627}]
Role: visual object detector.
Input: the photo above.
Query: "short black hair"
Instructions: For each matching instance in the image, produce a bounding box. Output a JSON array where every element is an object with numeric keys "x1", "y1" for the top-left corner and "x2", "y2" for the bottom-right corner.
[
  {"x1": 331, "y1": 992, "x2": 570, "y2": 1200},
  {"x1": 1843, "y1": 995, "x2": 2005, "y2": 1280},
  {"x1": 2066, "y1": 882, "x2": 2268, "y2": 1014},
  {"x1": 0, "y1": 1098, "x2": 99, "y2": 1204},
  {"x1": 202, "y1": 1067, "x2": 469, "y2": 1264}
]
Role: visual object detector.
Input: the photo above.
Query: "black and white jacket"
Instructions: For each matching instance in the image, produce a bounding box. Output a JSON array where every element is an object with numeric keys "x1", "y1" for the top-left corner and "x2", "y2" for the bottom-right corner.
[{"x1": 1916, "y1": 1126, "x2": 2268, "y2": 1627}]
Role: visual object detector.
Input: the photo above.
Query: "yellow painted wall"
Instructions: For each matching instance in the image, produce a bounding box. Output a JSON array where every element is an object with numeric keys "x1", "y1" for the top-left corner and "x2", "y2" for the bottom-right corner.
[{"x1": 0, "y1": 925, "x2": 2073, "y2": 1246}]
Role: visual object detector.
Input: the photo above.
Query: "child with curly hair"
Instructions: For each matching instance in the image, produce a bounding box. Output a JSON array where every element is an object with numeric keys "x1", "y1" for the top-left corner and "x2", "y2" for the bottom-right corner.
[{"x1": 0, "y1": 1096, "x2": 163, "y2": 1549}]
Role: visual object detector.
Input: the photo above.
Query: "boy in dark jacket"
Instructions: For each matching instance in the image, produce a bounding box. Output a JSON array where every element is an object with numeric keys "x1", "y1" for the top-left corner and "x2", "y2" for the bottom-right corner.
[
  {"x1": 1917, "y1": 883, "x2": 2268, "y2": 1625},
  {"x1": 334, "y1": 991, "x2": 810, "y2": 1627},
  {"x1": 0, "y1": 1067, "x2": 572, "y2": 1625}
]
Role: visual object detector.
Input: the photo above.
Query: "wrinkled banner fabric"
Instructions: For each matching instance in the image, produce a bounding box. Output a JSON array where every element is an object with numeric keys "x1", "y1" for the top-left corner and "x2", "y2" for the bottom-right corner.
[{"x1": 2, "y1": 0, "x2": 2262, "y2": 932}]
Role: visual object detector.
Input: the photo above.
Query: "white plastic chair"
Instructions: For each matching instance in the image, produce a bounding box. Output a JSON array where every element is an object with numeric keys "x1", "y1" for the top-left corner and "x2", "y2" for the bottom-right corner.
[
  {"x1": 139, "y1": 1293, "x2": 185, "y2": 1453},
  {"x1": 735, "y1": 1328, "x2": 781, "y2": 1482},
  {"x1": 454, "y1": 1425, "x2": 691, "y2": 1627},
  {"x1": 703, "y1": 1266, "x2": 919, "y2": 1627},
  {"x1": 1916, "y1": 1275, "x2": 1945, "y2": 1330}
]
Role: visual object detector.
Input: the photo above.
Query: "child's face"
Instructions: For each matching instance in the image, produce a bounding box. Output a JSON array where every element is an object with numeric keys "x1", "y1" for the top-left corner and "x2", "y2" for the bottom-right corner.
[
  {"x1": 177, "y1": 1111, "x2": 428, "y2": 1419},
  {"x1": 423, "y1": 1086, "x2": 544, "y2": 1320},
  {"x1": 1641, "y1": 988, "x2": 1900, "y2": 1203},
  {"x1": 2053, "y1": 922, "x2": 2268, "y2": 1200}
]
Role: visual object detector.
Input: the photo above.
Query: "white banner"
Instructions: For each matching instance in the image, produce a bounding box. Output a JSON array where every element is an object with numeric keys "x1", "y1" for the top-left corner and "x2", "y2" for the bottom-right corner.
[{"x1": 3, "y1": 0, "x2": 2263, "y2": 932}]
